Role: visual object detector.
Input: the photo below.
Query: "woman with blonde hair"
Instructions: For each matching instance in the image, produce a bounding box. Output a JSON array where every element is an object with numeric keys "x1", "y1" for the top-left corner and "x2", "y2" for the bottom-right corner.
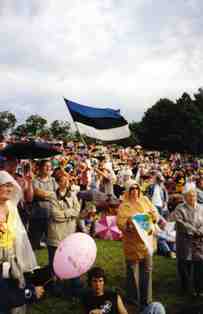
[
  {"x1": 117, "y1": 183, "x2": 159, "y2": 311},
  {"x1": 0, "y1": 170, "x2": 38, "y2": 314}
]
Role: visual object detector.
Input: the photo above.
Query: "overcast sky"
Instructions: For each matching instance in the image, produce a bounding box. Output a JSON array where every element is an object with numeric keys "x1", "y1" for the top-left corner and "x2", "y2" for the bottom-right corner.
[{"x1": 0, "y1": 0, "x2": 202, "y2": 125}]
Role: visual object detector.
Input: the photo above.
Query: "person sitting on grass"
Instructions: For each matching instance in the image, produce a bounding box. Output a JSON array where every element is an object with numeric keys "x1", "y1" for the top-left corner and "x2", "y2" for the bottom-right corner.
[
  {"x1": 81, "y1": 267, "x2": 166, "y2": 314},
  {"x1": 82, "y1": 267, "x2": 128, "y2": 314},
  {"x1": 156, "y1": 217, "x2": 176, "y2": 259}
]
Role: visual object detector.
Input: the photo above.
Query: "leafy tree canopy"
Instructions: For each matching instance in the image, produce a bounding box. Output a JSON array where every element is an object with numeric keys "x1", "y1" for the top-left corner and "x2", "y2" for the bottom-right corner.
[
  {"x1": 139, "y1": 90, "x2": 203, "y2": 154},
  {"x1": 50, "y1": 120, "x2": 70, "y2": 140},
  {"x1": 0, "y1": 111, "x2": 16, "y2": 135},
  {"x1": 25, "y1": 114, "x2": 48, "y2": 137}
]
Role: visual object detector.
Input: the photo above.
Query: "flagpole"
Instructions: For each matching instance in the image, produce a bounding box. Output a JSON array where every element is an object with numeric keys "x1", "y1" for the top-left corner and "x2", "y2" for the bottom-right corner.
[{"x1": 73, "y1": 120, "x2": 87, "y2": 146}]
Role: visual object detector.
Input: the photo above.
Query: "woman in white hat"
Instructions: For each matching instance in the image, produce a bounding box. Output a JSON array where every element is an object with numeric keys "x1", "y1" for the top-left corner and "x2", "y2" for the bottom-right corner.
[{"x1": 0, "y1": 171, "x2": 38, "y2": 314}]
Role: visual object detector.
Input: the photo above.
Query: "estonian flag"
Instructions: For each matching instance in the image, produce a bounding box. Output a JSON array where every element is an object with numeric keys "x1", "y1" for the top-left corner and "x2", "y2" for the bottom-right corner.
[{"x1": 64, "y1": 99, "x2": 131, "y2": 141}]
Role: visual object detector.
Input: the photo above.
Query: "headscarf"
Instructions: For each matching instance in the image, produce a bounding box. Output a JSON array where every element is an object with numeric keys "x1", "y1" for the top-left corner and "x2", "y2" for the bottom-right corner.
[{"x1": 0, "y1": 170, "x2": 38, "y2": 272}]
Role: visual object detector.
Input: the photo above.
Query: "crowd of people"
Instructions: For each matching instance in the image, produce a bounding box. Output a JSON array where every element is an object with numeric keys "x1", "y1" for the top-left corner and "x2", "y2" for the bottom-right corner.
[{"x1": 1, "y1": 137, "x2": 203, "y2": 314}]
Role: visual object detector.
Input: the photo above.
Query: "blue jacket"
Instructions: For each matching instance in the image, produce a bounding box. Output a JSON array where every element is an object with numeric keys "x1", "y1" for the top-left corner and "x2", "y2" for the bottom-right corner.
[{"x1": 0, "y1": 278, "x2": 37, "y2": 312}]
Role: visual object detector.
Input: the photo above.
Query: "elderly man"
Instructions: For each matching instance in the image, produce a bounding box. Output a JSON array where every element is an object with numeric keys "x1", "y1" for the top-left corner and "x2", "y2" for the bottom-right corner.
[{"x1": 170, "y1": 189, "x2": 203, "y2": 296}]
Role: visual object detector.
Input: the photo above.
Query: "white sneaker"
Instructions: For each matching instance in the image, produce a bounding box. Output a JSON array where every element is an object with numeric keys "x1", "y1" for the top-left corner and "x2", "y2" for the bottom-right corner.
[{"x1": 40, "y1": 241, "x2": 47, "y2": 248}]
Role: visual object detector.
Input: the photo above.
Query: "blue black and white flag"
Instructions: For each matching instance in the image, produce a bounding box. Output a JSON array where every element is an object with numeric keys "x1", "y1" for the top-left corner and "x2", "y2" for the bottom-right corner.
[{"x1": 64, "y1": 99, "x2": 130, "y2": 141}]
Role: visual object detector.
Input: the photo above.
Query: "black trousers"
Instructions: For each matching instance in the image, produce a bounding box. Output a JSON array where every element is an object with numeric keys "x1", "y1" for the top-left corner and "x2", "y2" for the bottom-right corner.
[
  {"x1": 47, "y1": 246, "x2": 57, "y2": 275},
  {"x1": 193, "y1": 261, "x2": 203, "y2": 294},
  {"x1": 28, "y1": 218, "x2": 48, "y2": 250},
  {"x1": 177, "y1": 259, "x2": 203, "y2": 294},
  {"x1": 177, "y1": 259, "x2": 192, "y2": 292}
]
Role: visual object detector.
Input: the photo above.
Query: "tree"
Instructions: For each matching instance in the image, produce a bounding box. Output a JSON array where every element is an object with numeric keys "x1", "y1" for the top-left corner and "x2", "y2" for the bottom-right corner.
[
  {"x1": 25, "y1": 115, "x2": 47, "y2": 137},
  {"x1": 12, "y1": 124, "x2": 27, "y2": 139},
  {"x1": 139, "y1": 98, "x2": 177, "y2": 151},
  {"x1": 139, "y1": 92, "x2": 203, "y2": 154},
  {"x1": 128, "y1": 121, "x2": 141, "y2": 146},
  {"x1": 175, "y1": 92, "x2": 203, "y2": 153},
  {"x1": 38, "y1": 127, "x2": 52, "y2": 141},
  {"x1": 193, "y1": 88, "x2": 203, "y2": 112},
  {"x1": 0, "y1": 111, "x2": 17, "y2": 135},
  {"x1": 50, "y1": 120, "x2": 70, "y2": 140}
]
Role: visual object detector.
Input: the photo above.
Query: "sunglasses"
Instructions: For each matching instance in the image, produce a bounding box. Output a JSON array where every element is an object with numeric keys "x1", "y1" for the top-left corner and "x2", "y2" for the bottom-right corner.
[{"x1": 130, "y1": 186, "x2": 139, "y2": 191}]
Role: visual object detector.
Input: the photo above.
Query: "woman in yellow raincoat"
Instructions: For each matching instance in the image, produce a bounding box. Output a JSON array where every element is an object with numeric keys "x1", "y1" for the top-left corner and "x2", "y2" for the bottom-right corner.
[{"x1": 117, "y1": 183, "x2": 159, "y2": 311}]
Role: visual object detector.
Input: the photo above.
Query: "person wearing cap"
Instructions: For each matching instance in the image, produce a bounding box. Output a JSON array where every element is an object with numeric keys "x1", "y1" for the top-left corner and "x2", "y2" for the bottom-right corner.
[
  {"x1": 170, "y1": 189, "x2": 203, "y2": 296},
  {"x1": 117, "y1": 183, "x2": 159, "y2": 311}
]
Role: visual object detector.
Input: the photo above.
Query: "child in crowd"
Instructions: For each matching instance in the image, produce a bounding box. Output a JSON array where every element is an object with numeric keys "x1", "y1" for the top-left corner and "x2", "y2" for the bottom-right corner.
[{"x1": 78, "y1": 201, "x2": 97, "y2": 236}]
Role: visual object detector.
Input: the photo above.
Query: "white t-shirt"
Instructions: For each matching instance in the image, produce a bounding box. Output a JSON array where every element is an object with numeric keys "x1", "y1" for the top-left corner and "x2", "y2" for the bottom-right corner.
[{"x1": 152, "y1": 184, "x2": 163, "y2": 208}]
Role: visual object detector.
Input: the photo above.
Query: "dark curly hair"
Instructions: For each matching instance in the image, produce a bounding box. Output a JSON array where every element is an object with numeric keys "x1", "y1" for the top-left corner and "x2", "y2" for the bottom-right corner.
[{"x1": 87, "y1": 267, "x2": 106, "y2": 286}]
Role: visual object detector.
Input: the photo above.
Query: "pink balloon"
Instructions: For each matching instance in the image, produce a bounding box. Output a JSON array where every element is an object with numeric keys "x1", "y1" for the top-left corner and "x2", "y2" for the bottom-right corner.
[{"x1": 53, "y1": 233, "x2": 97, "y2": 279}]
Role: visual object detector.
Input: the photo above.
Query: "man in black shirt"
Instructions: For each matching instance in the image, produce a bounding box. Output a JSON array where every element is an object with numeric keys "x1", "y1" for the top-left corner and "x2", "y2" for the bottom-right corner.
[
  {"x1": 82, "y1": 267, "x2": 128, "y2": 314},
  {"x1": 81, "y1": 267, "x2": 166, "y2": 314}
]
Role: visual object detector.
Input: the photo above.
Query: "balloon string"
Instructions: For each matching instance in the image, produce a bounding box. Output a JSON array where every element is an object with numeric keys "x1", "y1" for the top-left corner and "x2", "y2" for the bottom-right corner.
[{"x1": 43, "y1": 278, "x2": 54, "y2": 288}]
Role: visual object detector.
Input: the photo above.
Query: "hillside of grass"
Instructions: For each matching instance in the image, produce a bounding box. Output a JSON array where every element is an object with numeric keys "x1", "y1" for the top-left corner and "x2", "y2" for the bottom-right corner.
[{"x1": 30, "y1": 239, "x2": 198, "y2": 314}]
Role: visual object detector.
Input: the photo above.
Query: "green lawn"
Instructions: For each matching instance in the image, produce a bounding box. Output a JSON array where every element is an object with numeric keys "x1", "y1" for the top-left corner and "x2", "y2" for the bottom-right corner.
[{"x1": 30, "y1": 240, "x2": 196, "y2": 314}]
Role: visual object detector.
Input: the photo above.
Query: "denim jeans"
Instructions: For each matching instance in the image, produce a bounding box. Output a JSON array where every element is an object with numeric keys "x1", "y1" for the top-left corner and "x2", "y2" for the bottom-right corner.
[
  {"x1": 142, "y1": 302, "x2": 166, "y2": 314},
  {"x1": 158, "y1": 239, "x2": 175, "y2": 256}
]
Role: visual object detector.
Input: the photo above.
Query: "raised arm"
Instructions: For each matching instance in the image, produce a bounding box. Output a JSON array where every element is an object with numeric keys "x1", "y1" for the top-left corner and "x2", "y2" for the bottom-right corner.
[{"x1": 117, "y1": 295, "x2": 128, "y2": 314}]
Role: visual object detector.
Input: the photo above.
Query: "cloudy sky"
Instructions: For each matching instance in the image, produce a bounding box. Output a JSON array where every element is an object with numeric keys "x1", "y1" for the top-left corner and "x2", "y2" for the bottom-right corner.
[{"x1": 0, "y1": 0, "x2": 202, "y2": 125}]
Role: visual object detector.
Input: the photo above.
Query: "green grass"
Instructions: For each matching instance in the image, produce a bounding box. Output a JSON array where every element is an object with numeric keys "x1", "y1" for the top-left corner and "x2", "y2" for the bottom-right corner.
[{"x1": 30, "y1": 240, "x2": 197, "y2": 314}]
